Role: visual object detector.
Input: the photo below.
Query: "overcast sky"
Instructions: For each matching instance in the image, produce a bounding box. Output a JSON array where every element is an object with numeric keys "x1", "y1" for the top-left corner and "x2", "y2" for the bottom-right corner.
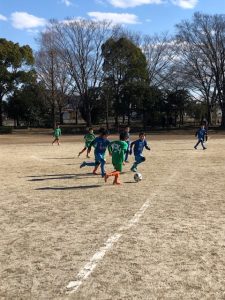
[{"x1": 0, "y1": 0, "x2": 224, "y2": 49}]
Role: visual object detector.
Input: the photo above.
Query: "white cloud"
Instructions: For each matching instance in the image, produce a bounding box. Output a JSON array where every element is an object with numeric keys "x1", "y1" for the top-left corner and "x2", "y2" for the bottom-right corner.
[
  {"x1": 108, "y1": 0, "x2": 163, "y2": 8},
  {"x1": 171, "y1": 0, "x2": 198, "y2": 9},
  {"x1": 61, "y1": 0, "x2": 73, "y2": 6},
  {"x1": 0, "y1": 14, "x2": 7, "y2": 21},
  {"x1": 88, "y1": 11, "x2": 140, "y2": 24},
  {"x1": 11, "y1": 12, "x2": 46, "y2": 30}
]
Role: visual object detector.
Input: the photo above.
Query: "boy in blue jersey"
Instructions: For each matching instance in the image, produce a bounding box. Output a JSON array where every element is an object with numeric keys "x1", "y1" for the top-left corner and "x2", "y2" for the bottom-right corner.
[
  {"x1": 129, "y1": 132, "x2": 150, "y2": 172},
  {"x1": 80, "y1": 128, "x2": 110, "y2": 177},
  {"x1": 194, "y1": 125, "x2": 207, "y2": 150}
]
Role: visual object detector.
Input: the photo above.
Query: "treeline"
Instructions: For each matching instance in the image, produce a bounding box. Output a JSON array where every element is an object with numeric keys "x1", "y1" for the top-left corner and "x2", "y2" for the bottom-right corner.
[{"x1": 1, "y1": 12, "x2": 225, "y2": 129}]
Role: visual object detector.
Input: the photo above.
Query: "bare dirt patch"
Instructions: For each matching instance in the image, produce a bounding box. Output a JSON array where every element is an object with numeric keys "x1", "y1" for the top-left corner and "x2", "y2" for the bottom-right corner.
[{"x1": 0, "y1": 133, "x2": 225, "y2": 299}]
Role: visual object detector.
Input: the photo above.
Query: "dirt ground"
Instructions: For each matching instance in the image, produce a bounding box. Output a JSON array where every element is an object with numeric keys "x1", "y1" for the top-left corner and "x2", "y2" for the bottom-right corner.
[{"x1": 0, "y1": 132, "x2": 225, "y2": 300}]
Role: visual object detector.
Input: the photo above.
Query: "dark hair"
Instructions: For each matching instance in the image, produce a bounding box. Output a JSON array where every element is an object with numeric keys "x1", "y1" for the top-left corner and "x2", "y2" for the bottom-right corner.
[
  {"x1": 139, "y1": 132, "x2": 145, "y2": 137},
  {"x1": 120, "y1": 131, "x2": 129, "y2": 141},
  {"x1": 88, "y1": 127, "x2": 93, "y2": 131},
  {"x1": 99, "y1": 127, "x2": 109, "y2": 136}
]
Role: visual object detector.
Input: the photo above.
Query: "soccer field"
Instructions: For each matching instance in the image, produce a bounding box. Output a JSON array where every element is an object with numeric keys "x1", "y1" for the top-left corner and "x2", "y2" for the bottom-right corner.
[{"x1": 1, "y1": 133, "x2": 225, "y2": 300}]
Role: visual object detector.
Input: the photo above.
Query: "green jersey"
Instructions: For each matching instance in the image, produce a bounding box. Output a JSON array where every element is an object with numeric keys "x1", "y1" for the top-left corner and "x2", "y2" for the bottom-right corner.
[
  {"x1": 53, "y1": 128, "x2": 61, "y2": 137},
  {"x1": 84, "y1": 133, "x2": 95, "y2": 147},
  {"x1": 109, "y1": 140, "x2": 128, "y2": 165}
]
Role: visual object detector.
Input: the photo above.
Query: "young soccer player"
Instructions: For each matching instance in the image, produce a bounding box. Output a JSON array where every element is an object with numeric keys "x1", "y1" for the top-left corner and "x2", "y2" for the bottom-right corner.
[
  {"x1": 104, "y1": 131, "x2": 129, "y2": 185},
  {"x1": 80, "y1": 128, "x2": 110, "y2": 177},
  {"x1": 124, "y1": 126, "x2": 130, "y2": 163},
  {"x1": 78, "y1": 128, "x2": 95, "y2": 158},
  {"x1": 52, "y1": 124, "x2": 61, "y2": 145},
  {"x1": 194, "y1": 124, "x2": 207, "y2": 150},
  {"x1": 130, "y1": 132, "x2": 150, "y2": 172}
]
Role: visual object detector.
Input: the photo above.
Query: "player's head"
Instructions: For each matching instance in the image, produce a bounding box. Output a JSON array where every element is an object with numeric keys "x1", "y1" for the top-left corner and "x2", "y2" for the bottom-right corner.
[
  {"x1": 99, "y1": 128, "x2": 109, "y2": 139},
  {"x1": 139, "y1": 132, "x2": 145, "y2": 140},
  {"x1": 124, "y1": 125, "x2": 130, "y2": 132},
  {"x1": 56, "y1": 123, "x2": 60, "y2": 128},
  {"x1": 89, "y1": 127, "x2": 93, "y2": 133},
  {"x1": 120, "y1": 131, "x2": 129, "y2": 141},
  {"x1": 201, "y1": 124, "x2": 205, "y2": 129}
]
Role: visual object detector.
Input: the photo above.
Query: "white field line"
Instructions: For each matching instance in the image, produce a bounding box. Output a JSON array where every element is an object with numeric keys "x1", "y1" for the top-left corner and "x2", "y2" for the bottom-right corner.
[{"x1": 66, "y1": 170, "x2": 178, "y2": 294}]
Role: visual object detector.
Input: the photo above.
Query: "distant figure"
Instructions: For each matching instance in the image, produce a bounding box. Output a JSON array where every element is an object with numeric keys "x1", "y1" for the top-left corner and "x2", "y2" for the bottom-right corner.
[
  {"x1": 52, "y1": 124, "x2": 61, "y2": 146},
  {"x1": 123, "y1": 125, "x2": 130, "y2": 163},
  {"x1": 194, "y1": 125, "x2": 207, "y2": 150},
  {"x1": 130, "y1": 132, "x2": 151, "y2": 172},
  {"x1": 78, "y1": 128, "x2": 95, "y2": 158},
  {"x1": 104, "y1": 131, "x2": 129, "y2": 185}
]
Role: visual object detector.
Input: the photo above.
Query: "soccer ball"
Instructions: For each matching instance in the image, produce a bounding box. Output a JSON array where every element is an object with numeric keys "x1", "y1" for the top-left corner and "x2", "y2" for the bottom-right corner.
[{"x1": 134, "y1": 172, "x2": 142, "y2": 182}]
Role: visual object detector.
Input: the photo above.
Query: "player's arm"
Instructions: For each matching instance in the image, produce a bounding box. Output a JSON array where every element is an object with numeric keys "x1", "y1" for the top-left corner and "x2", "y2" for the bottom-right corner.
[
  {"x1": 89, "y1": 138, "x2": 97, "y2": 147},
  {"x1": 108, "y1": 142, "x2": 113, "y2": 156},
  {"x1": 144, "y1": 140, "x2": 150, "y2": 150}
]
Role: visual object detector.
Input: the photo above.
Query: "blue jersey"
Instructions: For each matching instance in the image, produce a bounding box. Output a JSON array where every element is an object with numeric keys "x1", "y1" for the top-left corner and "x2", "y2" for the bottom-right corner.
[
  {"x1": 91, "y1": 137, "x2": 110, "y2": 155},
  {"x1": 131, "y1": 139, "x2": 150, "y2": 156},
  {"x1": 196, "y1": 128, "x2": 206, "y2": 140}
]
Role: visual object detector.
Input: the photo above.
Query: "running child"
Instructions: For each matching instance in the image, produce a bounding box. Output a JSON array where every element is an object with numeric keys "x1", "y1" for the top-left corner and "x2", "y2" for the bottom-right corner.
[
  {"x1": 52, "y1": 124, "x2": 61, "y2": 145},
  {"x1": 80, "y1": 128, "x2": 110, "y2": 177},
  {"x1": 104, "y1": 131, "x2": 129, "y2": 185},
  {"x1": 194, "y1": 124, "x2": 207, "y2": 150},
  {"x1": 130, "y1": 132, "x2": 150, "y2": 172},
  {"x1": 78, "y1": 128, "x2": 95, "y2": 158}
]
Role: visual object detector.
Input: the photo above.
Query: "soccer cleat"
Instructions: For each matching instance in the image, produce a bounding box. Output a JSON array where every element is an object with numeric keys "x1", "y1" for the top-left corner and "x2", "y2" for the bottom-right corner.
[
  {"x1": 86, "y1": 155, "x2": 90, "y2": 158},
  {"x1": 203, "y1": 147, "x2": 207, "y2": 150},
  {"x1": 93, "y1": 171, "x2": 98, "y2": 175},
  {"x1": 131, "y1": 166, "x2": 137, "y2": 172},
  {"x1": 80, "y1": 161, "x2": 86, "y2": 168},
  {"x1": 194, "y1": 146, "x2": 197, "y2": 149},
  {"x1": 113, "y1": 180, "x2": 121, "y2": 185}
]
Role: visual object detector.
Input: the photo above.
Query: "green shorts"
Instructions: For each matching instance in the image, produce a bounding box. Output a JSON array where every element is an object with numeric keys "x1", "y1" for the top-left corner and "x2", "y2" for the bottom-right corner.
[{"x1": 113, "y1": 163, "x2": 123, "y2": 172}]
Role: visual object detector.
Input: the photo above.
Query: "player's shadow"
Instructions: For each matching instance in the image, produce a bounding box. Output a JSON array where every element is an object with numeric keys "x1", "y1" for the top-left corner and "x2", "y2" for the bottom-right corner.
[
  {"x1": 27, "y1": 172, "x2": 97, "y2": 181},
  {"x1": 162, "y1": 149, "x2": 193, "y2": 151},
  {"x1": 35, "y1": 184, "x2": 101, "y2": 190}
]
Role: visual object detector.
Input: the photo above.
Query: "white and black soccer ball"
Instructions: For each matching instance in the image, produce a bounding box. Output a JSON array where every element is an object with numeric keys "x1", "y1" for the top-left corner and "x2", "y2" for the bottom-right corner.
[{"x1": 134, "y1": 172, "x2": 142, "y2": 182}]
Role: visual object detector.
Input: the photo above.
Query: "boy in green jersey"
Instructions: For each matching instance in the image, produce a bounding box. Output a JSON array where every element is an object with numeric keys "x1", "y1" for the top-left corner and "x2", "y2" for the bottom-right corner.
[
  {"x1": 52, "y1": 124, "x2": 61, "y2": 145},
  {"x1": 78, "y1": 128, "x2": 96, "y2": 158},
  {"x1": 104, "y1": 131, "x2": 128, "y2": 185}
]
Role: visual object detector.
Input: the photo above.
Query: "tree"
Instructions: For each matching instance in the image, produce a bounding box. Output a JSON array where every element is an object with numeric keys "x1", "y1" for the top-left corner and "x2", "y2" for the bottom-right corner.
[
  {"x1": 0, "y1": 38, "x2": 34, "y2": 126},
  {"x1": 50, "y1": 19, "x2": 111, "y2": 126},
  {"x1": 7, "y1": 82, "x2": 48, "y2": 127},
  {"x1": 102, "y1": 37, "x2": 149, "y2": 127},
  {"x1": 176, "y1": 13, "x2": 225, "y2": 127}
]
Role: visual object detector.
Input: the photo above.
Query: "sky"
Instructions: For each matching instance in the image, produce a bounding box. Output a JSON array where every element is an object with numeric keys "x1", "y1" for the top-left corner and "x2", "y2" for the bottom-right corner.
[{"x1": 0, "y1": 0, "x2": 224, "y2": 50}]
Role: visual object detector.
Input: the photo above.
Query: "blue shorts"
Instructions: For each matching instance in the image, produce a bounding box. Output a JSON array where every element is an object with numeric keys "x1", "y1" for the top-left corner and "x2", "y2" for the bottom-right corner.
[{"x1": 94, "y1": 153, "x2": 105, "y2": 166}]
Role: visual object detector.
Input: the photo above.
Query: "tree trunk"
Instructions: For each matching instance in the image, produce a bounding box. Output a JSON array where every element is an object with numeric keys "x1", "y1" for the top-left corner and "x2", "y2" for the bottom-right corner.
[
  {"x1": 105, "y1": 97, "x2": 109, "y2": 130},
  {"x1": 75, "y1": 109, "x2": 78, "y2": 125},
  {"x1": 0, "y1": 98, "x2": 3, "y2": 127},
  {"x1": 221, "y1": 104, "x2": 225, "y2": 128}
]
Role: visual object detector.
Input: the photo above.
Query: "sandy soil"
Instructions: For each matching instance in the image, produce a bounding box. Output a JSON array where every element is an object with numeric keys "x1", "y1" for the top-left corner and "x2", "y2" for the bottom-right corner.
[{"x1": 0, "y1": 133, "x2": 225, "y2": 299}]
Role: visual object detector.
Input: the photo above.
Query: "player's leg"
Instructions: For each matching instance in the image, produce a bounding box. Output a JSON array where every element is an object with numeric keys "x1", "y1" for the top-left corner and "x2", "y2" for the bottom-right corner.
[
  {"x1": 86, "y1": 146, "x2": 91, "y2": 158},
  {"x1": 78, "y1": 146, "x2": 87, "y2": 157},
  {"x1": 200, "y1": 140, "x2": 206, "y2": 150},
  {"x1": 105, "y1": 164, "x2": 122, "y2": 184},
  {"x1": 194, "y1": 140, "x2": 200, "y2": 149},
  {"x1": 125, "y1": 141, "x2": 130, "y2": 162}
]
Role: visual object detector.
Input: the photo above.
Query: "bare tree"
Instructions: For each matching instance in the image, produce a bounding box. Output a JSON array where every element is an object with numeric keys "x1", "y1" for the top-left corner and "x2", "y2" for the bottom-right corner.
[
  {"x1": 176, "y1": 13, "x2": 225, "y2": 127},
  {"x1": 35, "y1": 27, "x2": 73, "y2": 127},
  {"x1": 142, "y1": 33, "x2": 176, "y2": 88},
  {"x1": 51, "y1": 19, "x2": 112, "y2": 126}
]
